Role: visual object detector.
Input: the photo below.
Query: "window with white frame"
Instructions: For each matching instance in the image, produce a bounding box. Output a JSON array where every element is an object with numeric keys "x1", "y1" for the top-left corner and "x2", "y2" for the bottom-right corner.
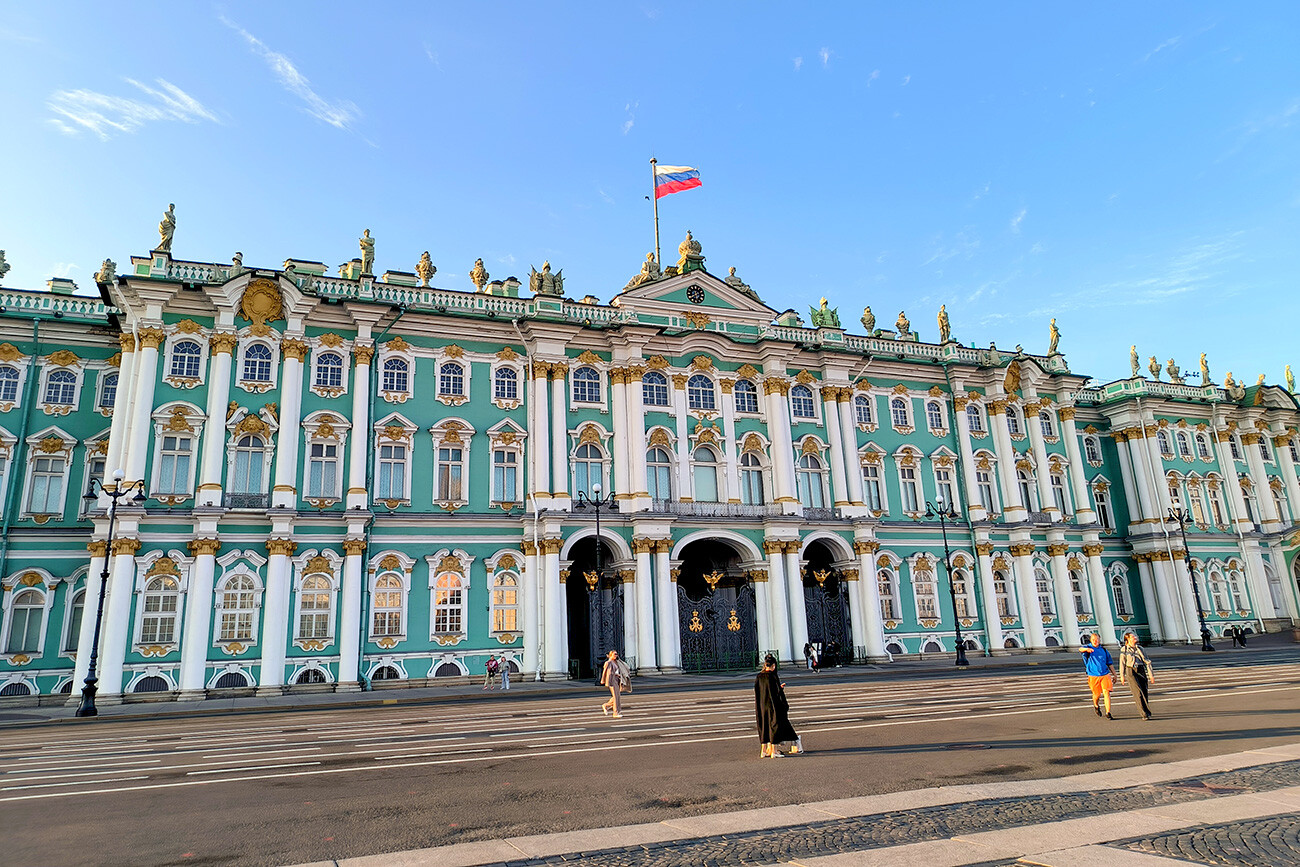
[
  {"x1": 643, "y1": 371, "x2": 670, "y2": 407},
  {"x1": 44, "y1": 369, "x2": 77, "y2": 406},
  {"x1": 1197, "y1": 433, "x2": 1213, "y2": 460},
  {"x1": 1188, "y1": 481, "x2": 1208, "y2": 524},
  {"x1": 1084, "y1": 436, "x2": 1102, "y2": 463},
  {"x1": 951, "y1": 568, "x2": 971, "y2": 618},
  {"x1": 1228, "y1": 569, "x2": 1245, "y2": 608},
  {"x1": 573, "y1": 443, "x2": 604, "y2": 498},
  {"x1": 382, "y1": 358, "x2": 409, "y2": 394},
  {"x1": 242, "y1": 343, "x2": 273, "y2": 383},
  {"x1": 966, "y1": 403, "x2": 984, "y2": 433},
  {"x1": 1155, "y1": 429, "x2": 1172, "y2": 457},
  {"x1": 1006, "y1": 406, "x2": 1023, "y2": 437},
  {"x1": 877, "y1": 568, "x2": 898, "y2": 620},
  {"x1": 790, "y1": 385, "x2": 815, "y2": 420},
  {"x1": 1094, "y1": 484, "x2": 1113, "y2": 530},
  {"x1": 993, "y1": 569, "x2": 1013, "y2": 616},
  {"x1": 297, "y1": 575, "x2": 333, "y2": 640},
  {"x1": 98, "y1": 371, "x2": 118, "y2": 411},
  {"x1": 432, "y1": 572, "x2": 464, "y2": 634},
  {"x1": 1050, "y1": 470, "x2": 1068, "y2": 514},
  {"x1": 154, "y1": 433, "x2": 195, "y2": 496},
  {"x1": 647, "y1": 447, "x2": 673, "y2": 500},
  {"x1": 913, "y1": 565, "x2": 939, "y2": 619},
  {"x1": 230, "y1": 435, "x2": 268, "y2": 494},
  {"x1": 1273, "y1": 482, "x2": 1289, "y2": 522},
  {"x1": 436, "y1": 445, "x2": 466, "y2": 502},
  {"x1": 170, "y1": 340, "x2": 203, "y2": 379},
  {"x1": 976, "y1": 465, "x2": 997, "y2": 514},
  {"x1": 687, "y1": 375, "x2": 715, "y2": 411},
  {"x1": 863, "y1": 462, "x2": 885, "y2": 511},
  {"x1": 306, "y1": 441, "x2": 340, "y2": 498},
  {"x1": 1018, "y1": 468, "x2": 1037, "y2": 511},
  {"x1": 934, "y1": 464, "x2": 957, "y2": 509},
  {"x1": 1167, "y1": 475, "x2": 1184, "y2": 510},
  {"x1": 1208, "y1": 479, "x2": 1226, "y2": 524},
  {"x1": 899, "y1": 462, "x2": 920, "y2": 513},
  {"x1": 890, "y1": 397, "x2": 910, "y2": 429},
  {"x1": 1241, "y1": 481, "x2": 1257, "y2": 524},
  {"x1": 493, "y1": 367, "x2": 518, "y2": 401},
  {"x1": 1110, "y1": 570, "x2": 1131, "y2": 616},
  {"x1": 733, "y1": 379, "x2": 759, "y2": 414},
  {"x1": 371, "y1": 573, "x2": 404, "y2": 637},
  {"x1": 1070, "y1": 568, "x2": 1088, "y2": 614},
  {"x1": 218, "y1": 575, "x2": 257, "y2": 642},
  {"x1": 1290, "y1": 438, "x2": 1300, "y2": 463},
  {"x1": 1038, "y1": 410, "x2": 1055, "y2": 438},
  {"x1": 27, "y1": 454, "x2": 67, "y2": 514},
  {"x1": 1176, "y1": 431, "x2": 1193, "y2": 460},
  {"x1": 571, "y1": 366, "x2": 601, "y2": 404},
  {"x1": 693, "y1": 446, "x2": 721, "y2": 502},
  {"x1": 314, "y1": 351, "x2": 344, "y2": 390},
  {"x1": 1207, "y1": 570, "x2": 1227, "y2": 611},
  {"x1": 63, "y1": 588, "x2": 84, "y2": 653},
  {"x1": 855, "y1": 394, "x2": 874, "y2": 426},
  {"x1": 796, "y1": 453, "x2": 826, "y2": 508},
  {"x1": 492, "y1": 448, "x2": 518, "y2": 504},
  {"x1": 1229, "y1": 434, "x2": 1242, "y2": 461},
  {"x1": 740, "y1": 451, "x2": 765, "y2": 505},
  {"x1": 377, "y1": 442, "x2": 408, "y2": 501},
  {"x1": 139, "y1": 577, "x2": 180, "y2": 644},
  {"x1": 0, "y1": 366, "x2": 18, "y2": 403},
  {"x1": 79, "y1": 452, "x2": 106, "y2": 517},
  {"x1": 1034, "y1": 567, "x2": 1054, "y2": 615},
  {"x1": 926, "y1": 401, "x2": 944, "y2": 432},
  {"x1": 491, "y1": 572, "x2": 519, "y2": 633},
  {"x1": 439, "y1": 361, "x2": 465, "y2": 397},
  {"x1": 5, "y1": 589, "x2": 45, "y2": 653}
]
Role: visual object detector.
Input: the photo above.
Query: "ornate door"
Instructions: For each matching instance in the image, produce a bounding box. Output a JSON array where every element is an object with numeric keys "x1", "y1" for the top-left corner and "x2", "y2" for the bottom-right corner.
[
  {"x1": 678, "y1": 582, "x2": 758, "y2": 672},
  {"x1": 587, "y1": 580, "x2": 625, "y2": 677},
  {"x1": 804, "y1": 572, "x2": 852, "y2": 661}
]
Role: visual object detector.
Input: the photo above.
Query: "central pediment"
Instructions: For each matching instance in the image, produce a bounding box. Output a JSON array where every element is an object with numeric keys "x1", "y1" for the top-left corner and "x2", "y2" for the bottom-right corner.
[{"x1": 612, "y1": 269, "x2": 777, "y2": 329}]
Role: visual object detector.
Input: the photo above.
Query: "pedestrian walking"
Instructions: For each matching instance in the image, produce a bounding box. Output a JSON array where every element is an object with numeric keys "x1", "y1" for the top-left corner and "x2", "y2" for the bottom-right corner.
[
  {"x1": 500, "y1": 655, "x2": 511, "y2": 691},
  {"x1": 1118, "y1": 632, "x2": 1154, "y2": 720},
  {"x1": 600, "y1": 650, "x2": 626, "y2": 718},
  {"x1": 483, "y1": 654, "x2": 499, "y2": 690},
  {"x1": 803, "y1": 642, "x2": 819, "y2": 672},
  {"x1": 755, "y1": 654, "x2": 803, "y2": 758},
  {"x1": 1080, "y1": 633, "x2": 1117, "y2": 719}
]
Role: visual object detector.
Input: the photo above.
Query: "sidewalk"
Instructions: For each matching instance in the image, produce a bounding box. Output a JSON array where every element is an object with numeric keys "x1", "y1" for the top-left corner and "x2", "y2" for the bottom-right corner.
[
  {"x1": 2, "y1": 632, "x2": 1291, "y2": 729},
  {"x1": 294, "y1": 741, "x2": 1300, "y2": 867}
]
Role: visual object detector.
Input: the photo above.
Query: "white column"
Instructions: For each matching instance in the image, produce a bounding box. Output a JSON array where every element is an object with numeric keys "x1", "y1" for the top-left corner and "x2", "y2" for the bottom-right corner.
[
  {"x1": 1010, "y1": 542, "x2": 1045, "y2": 649},
  {"x1": 764, "y1": 540, "x2": 792, "y2": 661},
  {"x1": 1172, "y1": 554, "x2": 1203, "y2": 641},
  {"x1": 122, "y1": 329, "x2": 164, "y2": 485},
  {"x1": 1082, "y1": 539, "x2": 1117, "y2": 645},
  {"x1": 196, "y1": 334, "x2": 235, "y2": 507},
  {"x1": 1026, "y1": 401, "x2": 1057, "y2": 520},
  {"x1": 837, "y1": 391, "x2": 865, "y2": 507},
  {"x1": 974, "y1": 541, "x2": 1005, "y2": 651},
  {"x1": 1058, "y1": 407, "x2": 1096, "y2": 524},
  {"x1": 765, "y1": 380, "x2": 798, "y2": 512},
  {"x1": 989, "y1": 401, "x2": 1026, "y2": 519},
  {"x1": 1272, "y1": 429, "x2": 1300, "y2": 522},
  {"x1": 752, "y1": 570, "x2": 773, "y2": 656},
  {"x1": 783, "y1": 541, "x2": 809, "y2": 654},
  {"x1": 620, "y1": 568, "x2": 638, "y2": 667},
  {"x1": 542, "y1": 539, "x2": 564, "y2": 676},
  {"x1": 1125, "y1": 432, "x2": 1159, "y2": 525},
  {"x1": 610, "y1": 368, "x2": 631, "y2": 500},
  {"x1": 720, "y1": 380, "x2": 740, "y2": 503},
  {"x1": 953, "y1": 397, "x2": 986, "y2": 521},
  {"x1": 104, "y1": 335, "x2": 137, "y2": 485},
  {"x1": 345, "y1": 343, "x2": 373, "y2": 511},
  {"x1": 1047, "y1": 541, "x2": 1081, "y2": 647},
  {"x1": 1148, "y1": 556, "x2": 1189, "y2": 642},
  {"x1": 843, "y1": 568, "x2": 867, "y2": 658},
  {"x1": 97, "y1": 536, "x2": 141, "y2": 699},
  {"x1": 530, "y1": 362, "x2": 551, "y2": 508},
  {"x1": 177, "y1": 538, "x2": 220, "y2": 698},
  {"x1": 1113, "y1": 431, "x2": 1144, "y2": 529},
  {"x1": 626, "y1": 366, "x2": 649, "y2": 510},
  {"x1": 549, "y1": 366, "x2": 569, "y2": 507},
  {"x1": 1242, "y1": 432, "x2": 1281, "y2": 527},
  {"x1": 855, "y1": 541, "x2": 887, "y2": 660},
  {"x1": 336, "y1": 536, "x2": 365, "y2": 690},
  {"x1": 1134, "y1": 558, "x2": 1165, "y2": 642},
  {"x1": 820, "y1": 386, "x2": 851, "y2": 507},
  {"x1": 653, "y1": 541, "x2": 679, "y2": 670},
  {"x1": 633, "y1": 540, "x2": 657, "y2": 670},
  {"x1": 672, "y1": 374, "x2": 691, "y2": 500},
  {"x1": 271, "y1": 338, "x2": 307, "y2": 509},
  {"x1": 257, "y1": 537, "x2": 295, "y2": 692},
  {"x1": 69, "y1": 540, "x2": 109, "y2": 700},
  {"x1": 522, "y1": 542, "x2": 539, "y2": 676}
]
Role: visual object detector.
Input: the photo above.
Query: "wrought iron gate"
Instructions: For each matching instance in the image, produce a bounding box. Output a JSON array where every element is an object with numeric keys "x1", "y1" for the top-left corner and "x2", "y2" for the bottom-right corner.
[
  {"x1": 677, "y1": 583, "x2": 758, "y2": 672},
  {"x1": 804, "y1": 574, "x2": 851, "y2": 661},
  {"x1": 587, "y1": 582, "x2": 625, "y2": 676}
]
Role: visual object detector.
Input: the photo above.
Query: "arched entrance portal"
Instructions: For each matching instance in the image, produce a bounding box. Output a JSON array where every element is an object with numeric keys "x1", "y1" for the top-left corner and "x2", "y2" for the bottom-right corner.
[
  {"x1": 676, "y1": 539, "x2": 758, "y2": 672},
  {"x1": 565, "y1": 537, "x2": 624, "y2": 679},
  {"x1": 803, "y1": 540, "x2": 852, "y2": 666}
]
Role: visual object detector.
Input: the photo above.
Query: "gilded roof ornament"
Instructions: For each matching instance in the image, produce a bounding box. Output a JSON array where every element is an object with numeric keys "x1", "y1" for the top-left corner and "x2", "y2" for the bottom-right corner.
[
  {"x1": 895, "y1": 310, "x2": 910, "y2": 335},
  {"x1": 496, "y1": 346, "x2": 519, "y2": 361},
  {"x1": 174, "y1": 319, "x2": 204, "y2": 334},
  {"x1": 469, "y1": 258, "x2": 489, "y2": 292},
  {"x1": 239, "y1": 279, "x2": 284, "y2": 329},
  {"x1": 385, "y1": 335, "x2": 410, "y2": 353},
  {"x1": 306, "y1": 555, "x2": 334, "y2": 575},
  {"x1": 676, "y1": 230, "x2": 705, "y2": 273},
  {"x1": 1003, "y1": 359, "x2": 1022, "y2": 394},
  {"x1": 416, "y1": 251, "x2": 437, "y2": 287}
]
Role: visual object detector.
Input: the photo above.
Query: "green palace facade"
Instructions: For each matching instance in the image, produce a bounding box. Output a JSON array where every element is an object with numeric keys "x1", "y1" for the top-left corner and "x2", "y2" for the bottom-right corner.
[{"x1": 0, "y1": 230, "x2": 1298, "y2": 703}]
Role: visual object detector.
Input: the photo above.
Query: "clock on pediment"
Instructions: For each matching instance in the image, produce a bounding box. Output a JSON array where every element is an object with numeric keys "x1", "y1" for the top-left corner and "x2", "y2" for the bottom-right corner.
[{"x1": 686, "y1": 284, "x2": 705, "y2": 304}]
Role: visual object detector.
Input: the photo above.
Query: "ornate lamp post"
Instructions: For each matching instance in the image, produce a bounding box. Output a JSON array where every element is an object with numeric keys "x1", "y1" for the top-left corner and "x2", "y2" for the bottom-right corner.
[
  {"x1": 924, "y1": 498, "x2": 969, "y2": 667},
  {"x1": 1166, "y1": 507, "x2": 1215, "y2": 652},
  {"x1": 575, "y1": 482, "x2": 618, "y2": 589},
  {"x1": 77, "y1": 469, "x2": 147, "y2": 717}
]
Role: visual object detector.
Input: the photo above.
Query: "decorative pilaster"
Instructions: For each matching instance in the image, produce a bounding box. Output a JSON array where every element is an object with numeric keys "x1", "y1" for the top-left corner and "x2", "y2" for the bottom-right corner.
[
  {"x1": 1025, "y1": 401, "x2": 1058, "y2": 520},
  {"x1": 1080, "y1": 541, "x2": 1116, "y2": 644},
  {"x1": 820, "y1": 386, "x2": 851, "y2": 506},
  {"x1": 764, "y1": 377, "x2": 798, "y2": 513},
  {"x1": 521, "y1": 540, "x2": 539, "y2": 675},
  {"x1": 177, "y1": 538, "x2": 221, "y2": 698},
  {"x1": 631, "y1": 538, "x2": 658, "y2": 670},
  {"x1": 122, "y1": 327, "x2": 165, "y2": 486},
  {"x1": 530, "y1": 361, "x2": 551, "y2": 507},
  {"x1": 258, "y1": 536, "x2": 297, "y2": 693},
  {"x1": 952, "y1": 395, "x2": 986, "y2": 521},
  {"x1": 1008, "y1": 541, "x2": 1045, "y2": 649},
  {"x1": 720, "y1": 377, "x2": 741, "y2": 503},
  {"x1": 988, "y1": 400, "x2": 1027, "y2": 520},
  {"x1": 1058, "y1": 406, "x2": 1096, "y2": 524},
  {"x1": 98, "y1": 536, "x2": 143, "y2": 699},
  {"x1": 271, "y1": 337, "x2": 308, "y2": 509},
  {"x1": 103, "y1": 333, "x2": 137, "y2": 488},
  {"x1": 783, "y1": 540, "x2": 809, "y2": 655},
  {"x1": 652, "y1": 540, "x2": 679, "y2": 671},
  {"x1": 763, "y1": 538, "x2": 792, "y2": 660},
  {"x1": 852, "y1": 538, "x2": 886, "y2": 660},
  {"x1": 672, "y1": 373, "x2": 691, "y2": 501},
  {"x1": 345, "y1": 343, "x2": 373, "y2": 511},
  {"x1": 609, "y1": 367, "x2": 631, "y2": 500},
  {"x1": 973, "y1": 540, "x2": 1004, "y2": 651},
  {"x1": 69, "y1": 540, "x2": 108, "y2": 699},
  {"x1": 1046, "y1": 540, "x2": 1081, "y2": 647},
  {"x1": 336, "y1": 536, "x2": 367, "y2": 690},
  {"x1": 837, "y1": 389, "x2": 866, "y2": 509},
  {"x1": 1241, "y1": 431, "x2": 1282, "y2": 528},
  {"x1": 549, "y1": 365, "x2": 569, "y2": 507},
  {"x1": 626, "y1": 365, "x2": 649, "y2": 509},
  {"x1": 197, "y1": 332, "x2": 237, "y2": 507},
  {"x1": 542, "y1": 537, "x2": 565, "y2": 676}
]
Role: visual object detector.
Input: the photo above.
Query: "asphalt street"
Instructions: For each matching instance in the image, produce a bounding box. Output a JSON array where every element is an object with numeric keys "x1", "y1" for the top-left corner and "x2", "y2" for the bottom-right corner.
[{"x1": 5, "y1": 648, "x2": 1298, "y2": 867}]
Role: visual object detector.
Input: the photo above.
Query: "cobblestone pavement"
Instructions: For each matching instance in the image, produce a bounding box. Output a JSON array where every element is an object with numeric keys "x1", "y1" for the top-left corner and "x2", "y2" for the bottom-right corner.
[
  {"x1": 477, "y1": 761, "x2": 1300, "y2": 867},
  {"x1": 1114, "y1": 815, "x2": 1300, "y2": 867}
]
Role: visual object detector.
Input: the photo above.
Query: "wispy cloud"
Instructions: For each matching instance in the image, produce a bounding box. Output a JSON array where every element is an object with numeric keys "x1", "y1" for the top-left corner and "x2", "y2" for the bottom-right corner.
[
  {"x1": 923, "y1": 229, "x2": 981, "y2": 267},
  {"x1": 0, "y1": 26, "x2": 39, "y2": 43},
  {"x1": 971, "y1": 181, "x2": 990, "y2": 203},
  {"x1": 1142, "y1": 35, "x2": 1182, "y2": 62},
  {"x1": 1009, "y1": 207, "x2": 1027, "y2": 233},
  {"x1": 901, "y1": 74, "x2": 911, "y2": 86},
  {"x1": 597, "y1": 188, "x2": 614, "y2": 205},
  {"x1": 47, "y1": 78, "x2": 218, "y2": 140},
  {"x1": 819, "y1": 48, "x2": 832, "y2": 68},
  {"x1": 622, "y1": 101, "x2": 638, "y2": 135},
  {"x1": 220, "y1": 15, "x2": 359, "y2": 130},
  {"x1": 793, "y1": 56, "x2": 803, "y2": 72},
  {"x1": 422, "y1": 42, "x2": 441, "y2": 68},
  {"x1": 866, "y1": 69, "x2": 880, "y2": 86},
  {"x1": 50, "y1": 262, "x2": 79, "y2": 279}
]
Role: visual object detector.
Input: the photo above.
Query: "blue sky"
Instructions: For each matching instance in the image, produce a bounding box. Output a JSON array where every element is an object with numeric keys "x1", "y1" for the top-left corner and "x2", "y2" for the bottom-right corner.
[{"x1": 2, "y1": 3, "x2": 1298, "y2": 386}]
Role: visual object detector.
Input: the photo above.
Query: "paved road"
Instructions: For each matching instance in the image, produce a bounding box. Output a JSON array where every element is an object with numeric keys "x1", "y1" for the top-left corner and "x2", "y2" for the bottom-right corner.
[{"x1": 4, "y1": 650, "x2": 1298, "y2": 866}]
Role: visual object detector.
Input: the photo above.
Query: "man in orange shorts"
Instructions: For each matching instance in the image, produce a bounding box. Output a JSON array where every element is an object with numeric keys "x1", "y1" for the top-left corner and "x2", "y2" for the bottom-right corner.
[{"x1": 1080, "y1": 632, "x2": 1116, "y2": 720}]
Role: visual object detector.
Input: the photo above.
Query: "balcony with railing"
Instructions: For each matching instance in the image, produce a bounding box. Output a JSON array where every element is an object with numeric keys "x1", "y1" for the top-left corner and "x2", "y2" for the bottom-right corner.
[
  {"x1": 224, "y1": 493, "x2": 270, "y2": 510},
  {"x1": 650, "y1": 500, "x2": 781, "y2": 518}
]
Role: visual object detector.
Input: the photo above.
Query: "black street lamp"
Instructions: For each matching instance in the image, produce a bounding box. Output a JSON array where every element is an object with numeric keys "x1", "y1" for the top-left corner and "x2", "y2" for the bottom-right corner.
[
  {"x1": 924, "y1": 498, "x2": 970, "y2": 667},
  {"x1": 77, "y1": 469, "x2": 147, "y2": 717},
  {"x1": 575, "y1": 482, "x2": 618, "y2": 590},
  {"x1": 1166, "y1": 507, "x2": 1215, "y2": 652}
]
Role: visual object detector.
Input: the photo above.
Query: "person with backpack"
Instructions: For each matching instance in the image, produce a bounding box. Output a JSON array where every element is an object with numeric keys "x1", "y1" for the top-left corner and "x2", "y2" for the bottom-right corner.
[{"x1": 483, "y1": 654, "x2": 499, "y2": 690}]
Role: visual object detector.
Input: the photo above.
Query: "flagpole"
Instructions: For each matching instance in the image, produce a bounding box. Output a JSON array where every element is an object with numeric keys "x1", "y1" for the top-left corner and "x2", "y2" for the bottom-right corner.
[{"x1": 650, "y1": 157, "x2": 661, "y2": 267}]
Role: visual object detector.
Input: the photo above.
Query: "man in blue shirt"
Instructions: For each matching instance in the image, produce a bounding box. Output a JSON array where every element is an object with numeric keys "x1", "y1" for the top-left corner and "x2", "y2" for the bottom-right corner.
[{"x1": 1081, "y1": 632, "x2": 1116, "y2": 719}]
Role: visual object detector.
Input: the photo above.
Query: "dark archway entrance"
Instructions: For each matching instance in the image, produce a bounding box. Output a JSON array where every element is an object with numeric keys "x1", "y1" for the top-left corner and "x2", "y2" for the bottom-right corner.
[
  {"x1": 803, "y1": 540, "x2": 853, "y2": 666},
  {"x1": 565, "y1": 536, "x2": 623, "y2": 679},
  {"x1": 676, "y1": 539, "x2": 758, "y2": 672}
]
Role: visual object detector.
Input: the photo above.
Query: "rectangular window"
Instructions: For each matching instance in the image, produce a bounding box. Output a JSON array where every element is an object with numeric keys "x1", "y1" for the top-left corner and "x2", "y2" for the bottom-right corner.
[
  {"x1": 1051, "y1": 475, "x2": 1067, "y2": 514},
  {"x1": 307, "y1": 442, "x2": 338, "y2": 498},
  {"x1": 377, "y1": 444, "x2": 406, "y2": 500},
  {"x1": 81, "y1": 456, "x2": 106, "y2": 516},
  {"x1": 141, "y1": 597, "x2": 178, "y2": 644},
  {"x1": 976, "y1": 470, "x2": 994, "y2": 513},
  {"x1": 492, "y1": 450, "x2": 517, "y2": 503},
  {"x1": 156, "y1": 435, "x2": 193, "y2": 495},
  {"x1": 64, "y1": 596, "x2": 84, "y2": 652},
  {"x1": 935, "y1": 467, "x2": 956, "y2": 510},
  {"x1": 900, "y1": 467, "x2": 919, "y2": 513},
  {"x1": 219, "y1": 611, "x2": 253, "y2": 642},
  {"x1": 28, "y1": 456, "x2": 65, "y2": 514},
  {"x1": 863, "y1": 465, "x2": 883, "y2": 511},
  {"x1": 438, "y1": 447, "x2": 464, "y2": 501}
]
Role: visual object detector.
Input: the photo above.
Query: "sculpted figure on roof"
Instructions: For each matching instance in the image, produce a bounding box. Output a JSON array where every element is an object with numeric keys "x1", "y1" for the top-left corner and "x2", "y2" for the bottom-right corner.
[
  {"x1": 469, "y1": 258, "x2": 489, "y2": 291},
  {"x1": 623, "y1": 252, "x2": 662, "y2": 291},
  {"x1": 95, "y1": 259, "x2": 116, "y2": 284},
  {"x1": 359, "y1": 229, "x2": 375, "y2": 275},
  {"x1": 1166, "y1": 358, "x2": 1183, "y2": 384},
  {"x1": 938, "y1": 305, "x2": 952, "y2": 343},
  {"x1": 417, "y1": 251, "x2": 436, "y2": 287},
  {"x1": 896, "y1": 310, "x2": 910, "y2": 336},
  {"x1": 860, "y1": 306, "x2": 876, "y2": 334},
  {"x1": 810, "y1": 297, "x2": 840, "y2": 328},
  {"x1": 724, "y1": 266, "x2": 758, "y2": 299},
  {"x1": 0, "y1": 250, "x2": 9, "y2": 284},
  {"x1": 529, "y1": 261, "x2": 564, "y2": 297},
  {"x1": 157, "y1": 203, "x2": 176, "y2": 254}
]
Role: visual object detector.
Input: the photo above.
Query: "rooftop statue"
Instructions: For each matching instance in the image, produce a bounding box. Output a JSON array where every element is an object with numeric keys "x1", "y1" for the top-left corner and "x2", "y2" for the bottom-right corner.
[
  {"x1": 157, "y1": 203, "x2": 176, "y2": 254},
  {"x1": 359, "y1": 229, "x2": 375, "y2": 275},
  {"x1": 1200, "y1": 352, "x2": 1211, "y2": 385},
  {"x1": 0, "y1": 249, "x2": 9, "y2": 284},
  {"x1": 230, "y1": 252, "x2": 244, "y2": 279},
  {"x1": 1166, "y1": 358, "x2": 1183, "y2": 384},
  {"x1": 1287, "y1": 364, "x2": 1295, "y2": 394},
  {"x1": 623, "y1": 252, "x2": 662, "y2": 290},
  {"x1": 95, "y1": 258, "x2": 116, "y2": 284},
  {"x1": 988, "y1": 342, "x2": 1002, "y2": 366},
  {"x1": 416, "y1": 251, "x2": 436, "y2": 287},
  {"x1": 724, "y1": 266, "x2": 757, "y2": 299},
  {"x1": 1223, "y1": 371, "x2": 1246, "y2": 401},
  {"x1": 937, "y1": 305, "x2": 951, "y2": 343},
  {"x1": 860, "y1": 306, "x2": 876, "y2": 334},
  {"x1": 1148, "y1": 356, "x2": 1161, "y2": 381},
  {"x1": 529, "y1": 261, "x2": 565, "y2": 297},
  {"x1": 469, "y1": 258, "x2": 489, "y2": 291},
  {"x1": 1130, "y1": 345, "x2": 1140, "y2": 377},
  {"x1": 1048, "y1": 318, "x2": 1060, "y2": 355},
  {"x1": 895, "y1": 310, "x2": 910, "y2": 336},
  {"x1": 809, "y1": 297, "x2": 841, "y2": 328}
]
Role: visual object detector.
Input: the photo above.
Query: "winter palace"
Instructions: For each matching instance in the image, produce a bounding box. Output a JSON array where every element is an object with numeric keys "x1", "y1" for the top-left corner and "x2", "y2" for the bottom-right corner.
[{"x1": 0, "y1": 226, "x2": 1297, "y2": 704}]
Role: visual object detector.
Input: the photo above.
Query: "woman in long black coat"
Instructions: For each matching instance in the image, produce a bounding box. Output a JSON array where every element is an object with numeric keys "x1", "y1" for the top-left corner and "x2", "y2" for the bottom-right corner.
[{"x1": 755, "y1": 654, "x2": 803, "y2": 758}]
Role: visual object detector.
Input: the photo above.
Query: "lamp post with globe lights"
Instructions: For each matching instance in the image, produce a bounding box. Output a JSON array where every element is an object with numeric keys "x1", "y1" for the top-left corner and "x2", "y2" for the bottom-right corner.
[
  {"x1": 1166, "y1": 506, "x2": 1215, "y2": 652},
  {"x1": 924, "y1": 497, "x2": 970, "y2": 667}
]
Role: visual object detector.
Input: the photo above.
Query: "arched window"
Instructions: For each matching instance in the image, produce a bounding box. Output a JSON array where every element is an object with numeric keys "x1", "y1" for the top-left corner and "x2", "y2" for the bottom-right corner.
[
  {"x1": 438, "y1": 361, "x2": 464, "y2": 396},
  {"x1": 170, "y1": 340, "x2": 203, "y2": 378},
  {"x1": 975, "y1": 466, "x2": 996, "y2": 514},
  {"x1": 433, "y1": 573, "x2": 464, "y2": 634},
  {"x1": 231, "y1": 435, "x2": 266, "y2": 494},
  {"x1": 790, "y1": 385, "x2": 815, "y2": 419},
  {"x1": 494, "y1": 367, "x2": 518, "y2": 400},
  {"x1": 315, "y1": 352, "x2": 344, "y2": 389},
  {"x1": 6, "y1": 589, "x2": 44, "y2": 653},
  {"x1": 1111, "y1": 574, "x2": 1131, "y2": 616},
  {"x1": 218, "y1": 575, "x2": 256, "y2": 642},
  {"x1": 298, "y1": 575, "x2": 332, "y2": 639},
  {"x1": 1197, "y1": 433, "x2": 1213, "y2": 460},
  {"x1": 0, "y1": 366, "x2": 18, "y2": 402},
  {"x1": 1228, "y1": 435, "x2": 1242, "y2": 461},
  {"x1": 63, "y1": 589, "x2": 85, "y2": 652},
  {"x1": 890, "y1": 397, "x2": 910, "y2": 428},
  {"x1": 140, "y1": 577, "x2": 180, "y2": 644},
  {"x1": 733, "y1": 379, "x2": 759, "y2": 414},
  {"x1": 1228, "y1": 570, "x2": 1245, "y2": 609},
  {"x1": 855, "y1": 395, "x2": 874, "y2": 426},
  {"x1": 573, "y1": 443, "x2": 603, "y2": 498},
  {"x1": 99, "y1": 371, "x2": 119, "y2": 410},
  {"x1": 1291, "y1": 438, "x2": 1300, "y2": 463},
  {"x1": 796, "y1": 454, "x2": 825, "y2": 508},
  {"x1": 1093, "y1": 484, "x2": 1113, "y2": 530},
  {"x1": 646, "y1": 447, "x2": 673, "y2": 500},
  {"x1": 1034, "y1": 567, "x2": 1054, "y2": 615},
  {"x1": 692, "y1": 446, "x2": 720, "y2": 503},
  {"x1": 993, "y1": 570, "x2": 1013, "y2": 616},
  {"x1": 371, "y1": 574, "x2": 403, "y2": 636},
  {"x1": 1208, "y1": 479, "x2": 1226, "y2": 525},
  {"x1": 1166, "y1": 475, "x2": 1183, "y2": 510},
  {"x1": 382, "y1": 358, "x2": 409, "y2": 393},
  {"x1": 740, "y1": 452, "x2": 765, "y2": 505},
  {"x1": 1188, "y1": 482, "x2": 1208, "y2": 524},
  {"x1": 572, "y1": 367, "x2": 601, "y2": 403},
  {"x1": 491, "y1": 572, "x2": 519, "y2": 633},
  {"x1": 1176, "y1": 431, "x2": 1193, "y2": 459},
  {"x1": 1156, "y1": 429, "x2": 1173, "y2": 457},
  {"x1": 686, "y1": 374, "x2": 715, "y2": 411},
  {"x1": 1207, "y1": 570, "x2": 1227, "y2": 611},
  {"x1": 1084, "y1": 436, "x2": 1101, "y2": 463},
  {"x1": 951, "y1": 568, "x2": 971, "y2": 618},
  {"x1": 965, "y1": 404, "x2": 984, "y2": 433},
  {"x1": 45, "y1": 370, "x2": 77, "y2": 405},
  {"x1": 642, "y1": 371, "x2": 670, "y2": 407},
  {"x1": 1039, "y1": 410, "x2": 1055, "y2": 438},
  {"x1": 926, "y1": 401, "x2": 944, "y2": 431},
  {"x1": 877, "y1": 569, "x2": 898, "y2": 620},
  {"x1": 242, "y1": 344, "x2": 273, "y2": 383},
  {"x1": 913, "y1": 566, "x2": 938, "y2": 619},
  {"x1": 1006, "y1": 406, "x2": 1023, "y2": 436}
]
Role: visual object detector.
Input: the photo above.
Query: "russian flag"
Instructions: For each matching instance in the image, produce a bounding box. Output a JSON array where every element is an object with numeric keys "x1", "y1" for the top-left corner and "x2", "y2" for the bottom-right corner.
[{"x1": 654, "y1": 164, "x2": 702, "y2": 199}]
